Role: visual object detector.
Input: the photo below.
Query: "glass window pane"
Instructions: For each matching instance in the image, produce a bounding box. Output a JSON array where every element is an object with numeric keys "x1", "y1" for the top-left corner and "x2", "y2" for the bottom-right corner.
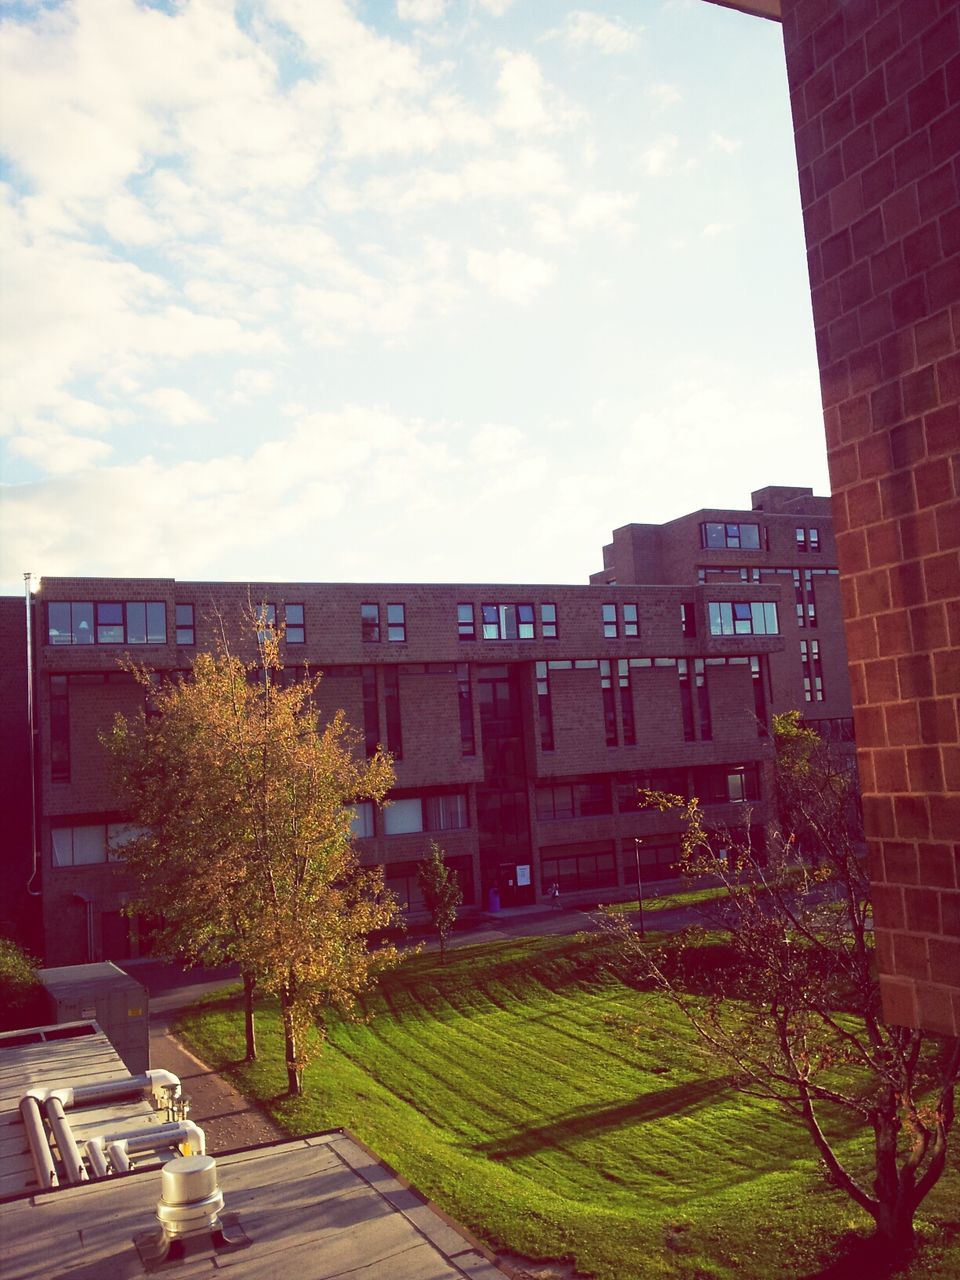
[
  {"x1": 384, "y1": 798, "x2": 423, "y2": 835},
  {"x1": 387, "y1": 604, "x2": 405, "y2": 623},
  {"x1": 52, "y1": 828, "x2": 74, "y2": 866},
  {"x1": 75, "y1": 825, "x2": 106, "y2": 864},
  {"x1": 708, "y1": 603, "x2": 722, "y2": 635},
  {"x1": 48, "y1": 603, "x2": 71, "y2": 644},
  {"x1": 126, "y1": 602, "x2": 147, "y2": 643},
  {"x1": 285, "y1": 604, "x2": 304, "y2": 625},
  {"x1": 97, "y1": 603, "x2": 123, "y2": 643},
  {"x1": 73, "y1": 602, "x2": 94, "y2": 643},
  {"x1": 765, "y1": 603, "x2": 779, "y2": 633},
  {"x1": 703, "y1": 523, "x2": 724, "y2": 548},
  {"x1": 741, "y1": 524, "x2": 760, "y2": 549}
]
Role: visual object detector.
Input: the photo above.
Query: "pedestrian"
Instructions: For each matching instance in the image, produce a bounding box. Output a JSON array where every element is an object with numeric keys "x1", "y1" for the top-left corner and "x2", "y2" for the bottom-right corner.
[{"x1": 549, "y1": 881, "x2": 561, "y2": 909}]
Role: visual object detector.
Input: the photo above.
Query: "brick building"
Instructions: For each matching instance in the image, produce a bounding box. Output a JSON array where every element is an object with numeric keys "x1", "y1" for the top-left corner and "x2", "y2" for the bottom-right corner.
[
  {"x1": 5, "y1": 486, "x2": 852, "y2": 967},
  {"x1": 704, "y1": 0, "x2": 959, "y2": 1036}
]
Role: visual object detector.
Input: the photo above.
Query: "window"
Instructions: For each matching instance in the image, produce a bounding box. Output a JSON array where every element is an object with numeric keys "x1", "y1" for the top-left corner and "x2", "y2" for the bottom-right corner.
[
  {"x1": 577, "y1": 778, "x2": 611, "y2": 816},
  {"x1": 52, "y1": 823, "x2": 137, "y2": 867},
  {"x1": 384, "y1": 666, "x2": 402, "y2": 758},
  {"x1": 255, "y1": 603, "x2": 276, "y2": 643},
  {"x1": 540, "y1": 602, "x2": 558, "y2": 639},
  {"x1": 50, "y1": 676, "x2": 69, "y2": 783},
  {"x1": 541, "y1": 846, "x2": 616, "y2": 893},
  {"x1": 387, "y1": 603, "x2": 406, "y2": 642},
  {"x1": 625, "y1": 842, "x2": 681, "y2": 883},
  {"x1": 175, "y1": 604, "x2": 195, "y2": 645},
  {"x1": 457, "y1": 603, "x2": 476, "y2": 640},
  {"x1": 383, "y1": 793, "x2": 469, "y2": 835},
  {"x1": 481, "y1": 603, "x2": 535, "y2": 640},
  {"x1": 602, "y1": 603, "x2": 617, "y2": 638},
  {"x1": 617, "y1": 660, "x2": 636, "y2": 746},
  {"x1": 708, "y1": 601, "x2": 779, "y2": 636},
  {"x1": 48, "y1": 601, "x2": 167, "y2": 645},
  {"x1": 622, "y1": 603, "x2": 639, "y2": 638},
  {"x1": 535, "y1": 662, "x2": 555, "y2": 752},
  {"x1": 801, "y1": 639, "x2": 824, "y2": 702},
  {"x1": 796, "y1": 526, "x2": 821, "y2": 553},
  {"x1": 536, "y1": 783, "x2": 574, "y2": 820},
  {"x1": 695, "y1": 764, "x2": 760, "y2": 805},
  {"x1": 348, "y1": 802, "x2": 374, "y2": 839},
  {"x1": 680, "y1": 602, "x2": 697, "y2": 637},
  {"x1": 362, "y1": 666, "x2": 379, "y2": 758},
  {"x1": 361, "y1": 603, "x2": 380, "y2": 642},
  {"x1": 600, "y1": 660, "x2": 617, "y2": 746},
  {"x1": 701, "y1": 522, "x2": 761, "y2": 550},
  {"x1": 285, "y1": 603, "x2": 305, "y2": 644},
  {"x1": 695, "y1": 658, "x2": 712, "y2": 742},
  {"x1": 457, "y1": 664, "x2": 476, "y2": 756}
]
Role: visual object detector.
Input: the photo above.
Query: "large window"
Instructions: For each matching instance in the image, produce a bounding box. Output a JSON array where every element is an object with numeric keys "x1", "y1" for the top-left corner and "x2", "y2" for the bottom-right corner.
[
  {"x1": 48, "y1": 601, "x2": 166, "y2": 645},
  {"x1": 457, "y1": 603, "x2": 476, "y2": 640},
  {"x1": 708, "y1": 601, "x2": 779, "y2": 636},
  {"x1": 348, "y1": 801, "x2": 375, "y2": 839},
  {"x1": 385, "y1": 855, "x2": 476, "y2": 909},
  {"x1": 52, "y1": 823, "x2": 141, "y2": 867},
  {"x1": 387, "y1": 603, "x2": 406, "y2": 642},
  {"x1": 175, "y1": 603, "x2": 195, "y2": 645},
  {"x1": 481, "y1": 603, "x2": 534, "y2": 640},
  {"x1": 701, "y1": 522, "x2": 761, "y2": 550},
  {"x1": 383, "y1": 792, "x2": 469, "y2": 835},
  {"x1": 536, "y1": 777, "x2": 611, "y2": 819},
  {"x1": 541, "y1": 845, "x2": 616, "y2": 893},
  {"x1": 361, "y1": 603, "x2": 380, "y2": 642},
  {"x1": 694, "y1": 763, "x2": 761, "y2": 805},
  {"x1": 285, "y1": 603, "x2": 305, "y2": 643}
]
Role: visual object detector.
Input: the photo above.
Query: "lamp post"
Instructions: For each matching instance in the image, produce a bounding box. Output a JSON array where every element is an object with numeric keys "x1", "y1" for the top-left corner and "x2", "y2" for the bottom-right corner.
[{"x1": 634, "y1": 838, "x2": 645, "y2": 940}]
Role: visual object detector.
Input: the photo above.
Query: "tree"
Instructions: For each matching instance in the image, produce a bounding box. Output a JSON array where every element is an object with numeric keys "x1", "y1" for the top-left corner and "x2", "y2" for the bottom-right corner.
[
  {"x1": 0, "y1": 937, "x2": 46, "y2": 1032},
  {"x1": 606, "y1": 712, "x2": 959, "y2": 1264},
  {"x1": 417, "y1": 841, "x2": 462, "y2": 964},
  {"x1": 107, "y1": 625, "x2": 402, "y2": 1096}
]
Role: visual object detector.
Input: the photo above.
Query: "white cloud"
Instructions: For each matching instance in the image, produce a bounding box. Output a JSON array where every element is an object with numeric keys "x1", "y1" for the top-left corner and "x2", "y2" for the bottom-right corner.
[
  {"x1": 494, "y1": 50, "x2": 573, "y2": 133},
  {"x1": 466, "y1": 247, "x2": 555, "y2": 304},
  {"x1": 650, "y1": 83, "x2": 681, "y2": 108},
  {"x1": 711, "y1": 131, "x2": 741, "y2": 154},
  {"x1": 639, "y1": 134, "x2": 679, "y2": 177},
  {"x1": 701, "y1": 222, "x2": 732, "y2": 238},
  {"x1": 140, "y1": 387, "x2": 214, "y2": 425},
  {"x1": 396, "y1": 0, "x2": 446, "y2": 22},
  {"x1": 547, "y1": 10, "x2": 641, "y2": 54}
]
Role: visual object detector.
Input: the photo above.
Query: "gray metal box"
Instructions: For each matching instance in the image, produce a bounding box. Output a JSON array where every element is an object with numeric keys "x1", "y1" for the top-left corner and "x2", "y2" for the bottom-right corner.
[{"x1": 38, "y1": 963, "x2": 149, "y2": 1074}]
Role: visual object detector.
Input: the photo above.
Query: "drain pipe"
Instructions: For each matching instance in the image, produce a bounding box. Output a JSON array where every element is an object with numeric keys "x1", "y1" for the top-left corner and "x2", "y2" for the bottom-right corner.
[
  {"x1": 24, "y1": 573, "x2": 41, "y2": 897},
  {"x1": 18, "y1": 1096, "x2": 57, "y2": 1190},
  {"x1": 27, "y1": 1069, "x2": 182, "y2": 1112},
  {"x1": 43, "y1": 1097, "x2": 88, "y2": 1185}
]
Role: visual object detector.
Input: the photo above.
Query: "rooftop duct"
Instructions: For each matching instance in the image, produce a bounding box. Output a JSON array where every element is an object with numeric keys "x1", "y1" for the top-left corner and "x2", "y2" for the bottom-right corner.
[{"x1": 134, "y1": 1155, "x2": 249, "y2": 1271}]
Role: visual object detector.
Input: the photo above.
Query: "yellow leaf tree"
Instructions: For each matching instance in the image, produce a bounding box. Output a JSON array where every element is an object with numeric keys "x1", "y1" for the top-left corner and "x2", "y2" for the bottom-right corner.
[{"x1": 107, "y1": 624, "x2": 400, "y2": 1096}]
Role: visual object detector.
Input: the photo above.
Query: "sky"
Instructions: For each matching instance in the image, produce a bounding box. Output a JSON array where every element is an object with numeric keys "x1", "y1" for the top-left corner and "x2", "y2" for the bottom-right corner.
[{"x1": 0, "y1": 0, "x2": 830, "y2": 595}]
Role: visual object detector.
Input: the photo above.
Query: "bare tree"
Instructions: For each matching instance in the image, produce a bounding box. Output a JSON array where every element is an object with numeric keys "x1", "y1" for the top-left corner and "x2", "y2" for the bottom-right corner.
[{"x1": 605, "y1": 712, "x2": 959, "y2": 1261}]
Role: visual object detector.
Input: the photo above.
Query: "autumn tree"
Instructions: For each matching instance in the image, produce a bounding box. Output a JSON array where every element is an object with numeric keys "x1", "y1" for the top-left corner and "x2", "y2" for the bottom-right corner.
[
  {"x1": 417, "y1": 841, "x2": 462, "y2": 964},
  {"x1": 107, "y1": 624, "x2": 402, "y2": 1096},
  {"x1": 606, "y1": 713, "x2": 959, "y2": 1263}
]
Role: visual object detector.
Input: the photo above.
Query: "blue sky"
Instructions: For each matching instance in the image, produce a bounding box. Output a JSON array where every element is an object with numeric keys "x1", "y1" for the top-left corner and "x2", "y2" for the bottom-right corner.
[{"x1": 0, "y1": 0, "x2": 828, "y2": 593}]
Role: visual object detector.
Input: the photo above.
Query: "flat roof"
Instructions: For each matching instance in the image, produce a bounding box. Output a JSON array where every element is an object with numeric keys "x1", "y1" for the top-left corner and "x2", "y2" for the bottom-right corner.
[{"x1": 1, "y1": 1131, "x2": 509, "y2": 1280}]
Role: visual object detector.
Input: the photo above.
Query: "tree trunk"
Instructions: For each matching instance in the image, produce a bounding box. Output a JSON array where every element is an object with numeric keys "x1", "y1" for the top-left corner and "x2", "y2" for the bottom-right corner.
[
  {"x1": 242, "y1": 971, "x2": 257, "y2": 1061},
  {"x1": 872, "y1": 1198, "x2": 916, "y2": 1264},
  {"x1": 280, "y1": 992, "x2": 302, "y2": 1097},
  {"x1": 439, "y1": 932, "x2": 446, "y2": 965}
]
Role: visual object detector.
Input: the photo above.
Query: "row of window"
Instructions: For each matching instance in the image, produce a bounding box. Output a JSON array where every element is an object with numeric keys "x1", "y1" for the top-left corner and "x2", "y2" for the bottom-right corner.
[
  {"x1": 700, "y1": 522, "x2": 822, "y2": 553},
  {"x1": 708, "y1": 601, "x2": 779, "y2": 636},
  {"x1": 535, "y1": 763, "x2": 761, "y2": 820},
  {"x1": 349, "y1": 792, "x2": 469, "y2": 839}
]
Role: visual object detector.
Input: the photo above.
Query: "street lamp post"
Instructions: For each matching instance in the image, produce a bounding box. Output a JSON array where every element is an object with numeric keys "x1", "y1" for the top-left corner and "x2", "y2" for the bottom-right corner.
[{"x1": 634, "y1": 838, "x2": 645, "y2": 939}]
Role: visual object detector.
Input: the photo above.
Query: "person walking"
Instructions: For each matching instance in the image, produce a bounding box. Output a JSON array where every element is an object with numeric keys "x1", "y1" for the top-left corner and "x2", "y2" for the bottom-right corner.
[{"x1": 549, "y1": 881, "x2": 561, "y2": 910}]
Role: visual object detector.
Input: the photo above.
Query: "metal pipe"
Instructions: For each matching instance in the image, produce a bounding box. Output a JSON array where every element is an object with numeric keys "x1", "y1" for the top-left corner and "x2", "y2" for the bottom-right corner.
[
  {"x1": 106, "y1": 1141, "x2": 130, "y2": 1174},
  {"x1": 43, "y1": 1097, "x2": 88, "y2": 1185},
  {"x1": 84, "y1": 1138, "x2": 109, "y2": 1179},
  {"x1": 24, "y1": 572, "x2": 41, "y2": 897},
  {"x1": 18, "y1": 1096, "x2": 57, "y2": 1190}
]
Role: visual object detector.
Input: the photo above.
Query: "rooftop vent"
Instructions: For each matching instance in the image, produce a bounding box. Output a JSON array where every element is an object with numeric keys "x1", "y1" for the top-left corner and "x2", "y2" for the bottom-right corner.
[{"x1": 134, "y1": 1155, "x2": 248, "y2": 1271}]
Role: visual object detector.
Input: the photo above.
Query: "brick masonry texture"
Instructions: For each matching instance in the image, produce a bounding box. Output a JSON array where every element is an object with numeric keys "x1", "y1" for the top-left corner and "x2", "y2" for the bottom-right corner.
[
  {"x1": 11, "y1": 488, "x2": 853, "y2": 967},
  {"x1": 782, "y1": 0, "x2": 960, "y2": 1035}
]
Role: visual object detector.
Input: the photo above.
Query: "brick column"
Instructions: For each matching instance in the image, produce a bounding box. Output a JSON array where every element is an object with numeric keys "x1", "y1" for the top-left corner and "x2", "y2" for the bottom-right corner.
[{"x1": 781, "y1": 0, "x2": 959, "y2": 1034}]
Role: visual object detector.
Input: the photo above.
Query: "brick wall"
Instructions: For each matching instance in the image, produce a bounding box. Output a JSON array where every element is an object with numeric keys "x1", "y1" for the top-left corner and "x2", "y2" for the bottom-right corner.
[{"x1": 781, "y1": 0, "x2": 960, "y2": 1034}]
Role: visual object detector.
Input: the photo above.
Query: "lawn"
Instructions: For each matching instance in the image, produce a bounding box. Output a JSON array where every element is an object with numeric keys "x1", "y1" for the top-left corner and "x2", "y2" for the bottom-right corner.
[{"x1": 176, "y1": 934, "x2": 959, "y2": 1280}]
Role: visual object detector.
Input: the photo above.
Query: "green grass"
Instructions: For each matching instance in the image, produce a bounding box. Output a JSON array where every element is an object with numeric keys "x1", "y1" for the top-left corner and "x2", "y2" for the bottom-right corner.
[
  {"x1": 604, "y1": 884, "x2": 730, "y2": 915},
  {"x1": 177, "y1": 935, "x2": 959, "y2": 1280}
]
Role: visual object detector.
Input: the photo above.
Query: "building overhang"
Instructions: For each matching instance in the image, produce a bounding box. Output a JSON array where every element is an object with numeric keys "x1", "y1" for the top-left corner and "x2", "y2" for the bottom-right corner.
[{"x1": 699, "y1": 0, "x2": 782, "y2": 21}]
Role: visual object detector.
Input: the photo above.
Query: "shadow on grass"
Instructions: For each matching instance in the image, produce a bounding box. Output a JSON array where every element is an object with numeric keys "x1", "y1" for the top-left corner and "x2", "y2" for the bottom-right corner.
[{"x1": 477, "y1": 1077, "x2": 728, "y2": 1160}]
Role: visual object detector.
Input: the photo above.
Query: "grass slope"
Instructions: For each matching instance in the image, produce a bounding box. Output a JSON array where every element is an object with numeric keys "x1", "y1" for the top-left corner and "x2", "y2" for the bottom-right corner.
[{"x1": 177, "y1": 935, "x2": 959, "y2": 1280}]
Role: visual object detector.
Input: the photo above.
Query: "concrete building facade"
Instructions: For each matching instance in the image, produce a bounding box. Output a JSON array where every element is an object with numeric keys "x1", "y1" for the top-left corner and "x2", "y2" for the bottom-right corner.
[{"x1": 6, "y1": 487, "x2": 852, "y2": 967}]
